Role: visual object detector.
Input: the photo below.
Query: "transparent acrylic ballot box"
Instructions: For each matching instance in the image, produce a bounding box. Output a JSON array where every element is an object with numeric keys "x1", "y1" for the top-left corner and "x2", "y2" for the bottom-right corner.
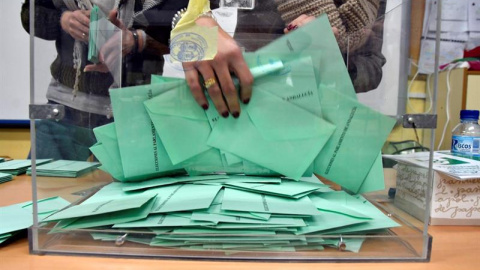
[{"x1": 27, "y1": 0, "x2": 441, "y2": 262}]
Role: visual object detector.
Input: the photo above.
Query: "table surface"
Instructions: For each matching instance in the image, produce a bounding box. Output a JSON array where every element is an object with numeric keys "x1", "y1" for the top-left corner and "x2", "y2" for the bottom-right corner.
[{"x1": 1, "y1": 175, "x2": 479, "y2": 270}]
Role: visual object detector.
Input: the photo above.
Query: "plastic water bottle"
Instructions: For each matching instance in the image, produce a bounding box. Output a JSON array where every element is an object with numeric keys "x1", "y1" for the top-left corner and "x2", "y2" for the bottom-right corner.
[{"x1": 451, "y1": 110, "x2": 480, "y2": 157}]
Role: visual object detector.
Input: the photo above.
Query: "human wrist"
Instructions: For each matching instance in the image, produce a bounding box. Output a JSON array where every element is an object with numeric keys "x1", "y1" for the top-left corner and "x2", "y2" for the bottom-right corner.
[
  {"x1": 137, "y1": 30, "x2": 146, "y2": 52},
  {"x1": 129, "y1": 29, "x2": 139, "y2": 55}
]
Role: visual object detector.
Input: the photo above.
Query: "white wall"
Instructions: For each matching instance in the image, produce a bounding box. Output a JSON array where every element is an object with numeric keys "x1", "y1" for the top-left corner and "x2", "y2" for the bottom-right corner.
[
  {"x1": 357, "y1": 0, "x2": 406, "y2": 116},
  {"x1": 0, "y1": 1, "x2": 54, "y2": 122}
]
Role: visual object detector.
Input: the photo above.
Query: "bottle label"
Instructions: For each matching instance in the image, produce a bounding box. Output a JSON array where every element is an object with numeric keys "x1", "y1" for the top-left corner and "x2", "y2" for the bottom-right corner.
[{"x1": 451, "y1": 135, "x2": 480, "y2": 155}]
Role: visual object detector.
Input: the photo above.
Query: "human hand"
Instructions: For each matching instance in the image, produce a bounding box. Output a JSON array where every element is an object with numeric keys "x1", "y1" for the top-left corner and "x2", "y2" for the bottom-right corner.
[
  {"x1": 60, "y1": 10, "x2": 90, "y2": 42},
  {"x1": 283, "y1": 14, "x2": 315, "y2": 34},
  {"x1": 84, "y1": 9, "x2": 138, "y2": 73},
  {"x1": 182, "y1": 17, "x2": 253, "y2": 118}
]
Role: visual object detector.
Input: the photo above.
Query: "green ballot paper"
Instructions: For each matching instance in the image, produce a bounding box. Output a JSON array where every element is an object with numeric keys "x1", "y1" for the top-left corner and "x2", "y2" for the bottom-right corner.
[
  {"x1": 109, "y1": 82, "x2": 186, "y2": 180},
  {"x1": 26, "y1": 160, "x2": 100, "y2": 177},
  {"x1": 147, "y1": 184, "x2": 222, "y2": 213},
  {"x1": 313, "y1": 89, "x2": 395, "y2": 193},
  {"x1": 252, "y1": 15, "x2": 393, "y2": 193},
  {"x1": 91, "y1": 123, "x2": 126, "y2": 181},
  {"x1": 0, "y1": 172, "x2": 13, "y2": 184},
  {"x1": 43, "y1": 193, "x2": 156, "y2": 221},
  {"x1": 88, "y1": 5, "x2": 117, "y2": 64},
  {"x1": 144, "y1": 58, "x2": 286, "y2": 166},
  {"x1": 221, "y1": 188, "x2": 320, "y2": 216},
  {"x1": 0, "y1": 159, "x2": 52, "y2": 175},
  {"x1": 208, "y1": 88, "x2": 335, "y2": 180},
  {"x1": 0, "y1": 197, "x2": 70, "y2": 236}
]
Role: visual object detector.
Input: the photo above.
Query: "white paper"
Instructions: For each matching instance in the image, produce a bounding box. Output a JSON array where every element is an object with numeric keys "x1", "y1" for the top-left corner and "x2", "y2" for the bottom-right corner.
[
  {"x1": 467, "y1": 32, "x2": 480, "y2": 50},
  {"x1": 418, "y1": 39, "x2": 465, "y2": 74},
  {"x1": 384, "y1": 151, "x2": 480, "y2": 180},
  {"x1": 428, "y1": 0, "x2": 468, "y2": 32},
  {"x1": 431, "y1": 172, "x2": 480, "y2": 220},
  {"x1": 468, "y1": 0, "x2": 480, "y2": 32},
  {"x1": 441, "y1": 0, "x2": 469, "y2": 21},
  {"x1": 212, "y1": 7, "x2": 238, "y2": 37}
]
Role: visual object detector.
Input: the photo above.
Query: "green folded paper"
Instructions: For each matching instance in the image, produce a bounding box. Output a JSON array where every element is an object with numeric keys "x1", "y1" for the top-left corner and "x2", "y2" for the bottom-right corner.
[
  {"x1": 109, "y1": 81, "x2": 186, "y2": 179},
  {"x1": 0, "y1": 197, "x2": 70, "y2": 235},
  {"x1": 0, "y1": 159, "x2": 52, "y2": 175},
  {"x1": 221, "y1": 188, "x2": 320, "y2": 216},
  {"x1": 26, "y1": 160, "x2": 100, "y2": 178},
  {"x1": 43, "y1": 193, "x2": 156, "y2": 221},
  {"x1": 147, "y1": 184, "x2": 222, "y2": 213}
]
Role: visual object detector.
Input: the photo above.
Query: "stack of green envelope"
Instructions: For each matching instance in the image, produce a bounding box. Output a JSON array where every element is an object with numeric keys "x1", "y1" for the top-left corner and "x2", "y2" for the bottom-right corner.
[
  {"x1": 90, "y1": 15, "x2": 396, "y2": 195},
  {"x1": 0, "y1": 172, "x2": 13, "y2": 184},
  {"x1": 0, "y1": 159, "x2": 52, "y2": 175},
  {"x1": 26, "y1": 160, "x2": 100, "y2": 178},
  {"x1": 0, "y1": 197, "x2": 70, "y2": 245},
  {"x1": 50, "y1": 15, "x2": 402, "y2": 253},
  {"x1": 41, "y1": 175, "x2": 399, "y2": 252}
]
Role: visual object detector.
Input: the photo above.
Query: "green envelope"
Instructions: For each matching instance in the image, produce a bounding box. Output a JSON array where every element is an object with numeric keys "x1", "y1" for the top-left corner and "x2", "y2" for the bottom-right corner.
[
  {"x1": 113, "y1": 213, "x2": 215, "y2": 228},
  {"x1": 223, "y1": 180, "x2": 327, "y2": 199},
  {"x1": 0, "y1": 172, "x2": 13, "y2": 184},
  {"x1": 313, "y1": 89, "x2": 395, "y2": 193},
  {"x1": 0, "y1": 197, "x2": 70, "y2": 235},
  {"x1": 147, "y1": 184, "x2": 222, "y2": 213},
  {"x1": 88, "y1": 5, "x2": 116, "y2": 64},
  {"x1": 219, "y1": 210, "x2": 271, "y2": 221},
  {"x1": 356, "y1": 153, "x2": 385, "y2": 194},
  {"x1": 90, "y1": 143, "x2": 119, "y2": 179},
  {"x1": 42, "y1": 193, "x2": 156, "y2": 221},
  {"x1": 221, "y1": 188, "x2": 320, "y2": 216},
  {"x1": 87, "y1": 5, "x2": 100, "y2": 63},
  {"x1": 56, "y1": 198, "x2": 156, "y2": 230},
  {"x1": 295, "y1": 210, "x2": 368, "y2": 235},
  {"x1": 0, "y1": 159, "x2": 52, "y2": 175},
  {"x1": 144, "y1": 58, "x2": 285, "y2": 166},
  {"x1": 191, "y1": 203, "x2": 306, "y2": 227},
  {"x1": 171, "y1": 228, "x2": 276, "y2": 235},
  {"x1": 256, "y1": 14, "x2": 355, "y2": 98},
  {"x1": 91, "y1": 123, "x2": 127, "y2": 181},
  {"x1": 144, "y1": 81, "x2": 212, "y2": 165},
  {"x1": 253, "y1": 15, "x2": 391, "y2": 193},
  {"x1": 311, "y1": 191, "x2": 400, "y2": 234},
  {"x1": 26, "y1": 160, "x2": 100, "y2": 177},
  {"x1": 208, "y1": 88, "x2": 335, "y2": 180},
  {"x1": 122, "y1": 174, "x2": 229, "y2": 192},
  {"x1": 109, "y1": 82, "x2": 186, "y2": 179}
]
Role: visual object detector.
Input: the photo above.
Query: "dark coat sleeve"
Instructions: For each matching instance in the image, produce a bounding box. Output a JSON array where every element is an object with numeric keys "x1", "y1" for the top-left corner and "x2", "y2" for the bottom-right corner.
[
  {"x1": 346, "y1": 0, "x2": 387, "y2": 93},
  {"x1": 21, "y1": 0, "x2": 64, "y2": 41}
]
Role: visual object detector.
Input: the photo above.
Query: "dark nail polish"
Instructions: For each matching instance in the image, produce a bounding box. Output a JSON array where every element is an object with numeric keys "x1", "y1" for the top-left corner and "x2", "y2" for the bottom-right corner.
[
  {"x1": 292, "y1": 25, "x2": 298, "y2": 30},
  {"x1": 221, "y1": 111, "x2": 229, "y2": 118},
  {"x1": 243, "y1": 98, "x2": 250, "y2": 105},
  {"x1": 232, "y1": 112, "x2": 240, "y2": 119},
  {"x1": 287, "y1": 24, "x2": 294, "y2": 30},
  {"x1": 202, "y1": 104, "x2": 209, "y2": 110}
]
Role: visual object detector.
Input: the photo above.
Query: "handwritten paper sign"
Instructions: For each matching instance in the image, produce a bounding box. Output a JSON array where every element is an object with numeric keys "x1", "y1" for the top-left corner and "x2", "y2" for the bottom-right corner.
[{"x1": 394, "y1": 163, "x2": 480, "y2": 225}]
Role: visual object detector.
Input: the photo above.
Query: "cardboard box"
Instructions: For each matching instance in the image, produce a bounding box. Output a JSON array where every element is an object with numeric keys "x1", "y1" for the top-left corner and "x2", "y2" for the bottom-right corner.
[{"x1": 394, "y1": 163, "x2": 480, "y2": 225}]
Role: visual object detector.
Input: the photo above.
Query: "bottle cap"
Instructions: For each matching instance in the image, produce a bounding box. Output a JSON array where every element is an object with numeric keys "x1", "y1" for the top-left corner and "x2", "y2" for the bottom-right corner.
[{"x1": 460, "y1": 110, "x2": 479, "y2": 120}]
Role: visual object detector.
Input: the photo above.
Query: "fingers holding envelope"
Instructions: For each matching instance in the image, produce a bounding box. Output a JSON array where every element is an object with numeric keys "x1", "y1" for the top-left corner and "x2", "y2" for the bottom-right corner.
[
  {"x1": 60, "y1": 10, "x2": 91, "y2": 42},
  {"x1": 183, "y1": 16, "x2": 253, "y2": 118},
  {"x1": 84, "y1": 9, "x2": 136, "y2": 73}
]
